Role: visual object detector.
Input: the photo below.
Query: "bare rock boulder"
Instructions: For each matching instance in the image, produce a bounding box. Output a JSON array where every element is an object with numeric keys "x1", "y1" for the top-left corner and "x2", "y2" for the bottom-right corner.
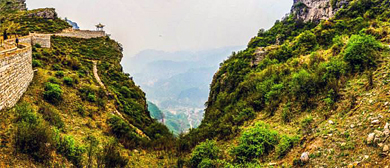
[
  {"x1": 384, "y1": 145, "x2": 389, "y2": 152},
  {"x1": 367, "y1": 133, "x2": 375, "y2": 144},
  {"x1": 300, "y1": 152, "x2": 310, "y2": 163}
]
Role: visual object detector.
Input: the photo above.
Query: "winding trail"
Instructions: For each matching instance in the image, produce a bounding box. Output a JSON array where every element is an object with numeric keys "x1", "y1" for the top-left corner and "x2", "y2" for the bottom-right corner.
[
  {"x1": 92, "y1": 60, "x2": 106, "y2": 89},
  {"x1": 92, "y1": 60, "x2": 150, "y2": 140}
]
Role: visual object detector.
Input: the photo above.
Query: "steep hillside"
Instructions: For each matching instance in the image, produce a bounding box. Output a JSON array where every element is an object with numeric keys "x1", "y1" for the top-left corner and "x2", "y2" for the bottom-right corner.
[
  {"x1": 2, "y1": 0, "x2": 390, "y2": 167},
  {"x1": 0, "y1": 0, "x2": 26, "y2": 12},
  {"x1": 182, "y1": 0, "x2": 390, "y2": 167},
  {"x1": 0, "y1": 2, "x2": 175, "y2": 167}
]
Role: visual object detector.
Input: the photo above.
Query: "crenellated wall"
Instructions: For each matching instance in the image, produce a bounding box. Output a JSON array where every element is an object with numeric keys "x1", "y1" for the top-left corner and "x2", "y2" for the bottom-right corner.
[
  {"x1": 0, "y1": 33, "x2": 52, "y2": 111},
  {"x1": 0, "y1": 28, "x2": 106, "y2": 111},
  {"x1": 5, "y1": 33, "x2": 51, "y2": 48},
  {"x1": 54, "y1": 28, "x2": 106, "y2": 39},
  {"x1": 31, "y1": 33, "x2": 51, "y2": 48},
  {"x1": 0, "y1": 44, "x2": 33, "y2": 110}
]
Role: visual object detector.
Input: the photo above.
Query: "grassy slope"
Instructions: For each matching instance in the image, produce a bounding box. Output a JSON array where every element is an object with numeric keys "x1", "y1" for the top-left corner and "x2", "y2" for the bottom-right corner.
[
  {"x1": 184, "y1": 0, "x2": 390, "y2": 167},
  {"x1": 0, "y1": 5, "x2": 175, "y2": 167},
  {"x1": 0, "y1": 36, "x2": 176, "y2": 167}
]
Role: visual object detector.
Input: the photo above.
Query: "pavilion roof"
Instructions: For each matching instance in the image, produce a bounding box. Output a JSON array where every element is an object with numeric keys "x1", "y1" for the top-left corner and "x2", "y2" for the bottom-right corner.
[{"x1": 96, "y1": 23, "x2": 105, "y2": 28}]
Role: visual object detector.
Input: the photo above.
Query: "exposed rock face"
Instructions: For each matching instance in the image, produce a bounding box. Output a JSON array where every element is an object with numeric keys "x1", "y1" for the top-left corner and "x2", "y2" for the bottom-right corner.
[
  {"x1": 251, "y1": 47, "x2": 267, "y2": 67},
  {"x1": 291, "y1": 0, "x2": 349, "y2": 22},
  {"x1": 0, "y1": 0, "x2": 26, "y2": 11},
  {"x1": 28, "y1": 8, "x2": 57, "y2": 19},
  {"x1": 13, "y1": 0, "x2": 26, "y2": 10}
]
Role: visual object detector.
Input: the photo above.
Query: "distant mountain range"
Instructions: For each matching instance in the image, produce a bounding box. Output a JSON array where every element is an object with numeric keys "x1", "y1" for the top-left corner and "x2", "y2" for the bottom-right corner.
[
  {"x1": 65, "y1": 17, "x2": 79, "y2": 29},
  {"x1": 122, "y1": 46, "x2": 244, "y2": 133}
]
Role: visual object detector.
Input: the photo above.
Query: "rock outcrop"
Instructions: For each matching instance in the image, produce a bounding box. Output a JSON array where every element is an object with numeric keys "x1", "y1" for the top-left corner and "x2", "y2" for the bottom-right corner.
[
  {"x1": 291, "y1": 0, "x2": 349, "y2": 22},
  {"x1": 28, "y1": 8, "x2": 57, "y2": 19},
  {"x1": 0, "y1": 0, "x2": 26, "y2": 11},
  {"x1": 13, "y1": 0, "x2": 26, "y2": 10}
]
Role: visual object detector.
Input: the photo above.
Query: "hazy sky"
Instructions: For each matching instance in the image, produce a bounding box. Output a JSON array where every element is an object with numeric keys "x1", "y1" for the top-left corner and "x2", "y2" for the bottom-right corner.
[{"x1": 27, "y1": 0, "x2": 292, "y2": 56}]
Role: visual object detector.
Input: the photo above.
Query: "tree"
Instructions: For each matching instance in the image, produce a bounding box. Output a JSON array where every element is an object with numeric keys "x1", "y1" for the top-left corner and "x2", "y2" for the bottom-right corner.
[
  {"x1": 231, "y1": 122, "x2": 279, "y2": 163},
  {"x1": 343, "y1": 34, "x2": 381, "y2": 71},
  {"x1": 189, "y1": 139, "x2": 220, "y2": 168},
  {"x1": 43, "y1": 82, "x2": 63, "y2": 104}
]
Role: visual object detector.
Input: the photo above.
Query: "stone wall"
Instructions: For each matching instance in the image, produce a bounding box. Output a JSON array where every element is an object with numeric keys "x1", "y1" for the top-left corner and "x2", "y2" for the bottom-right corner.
[
  {"x1": 4, "y1": 33, "x2": 51, "y2": 48},
  {"x1": 30, "y1": 33, "x2": 51, "y2": 48},
  {"x1": 55, "y1": 29, "x2": 106, "y2": 39},
  {"x1": 0, "y1": 45, "x2": 33, "y2": 110},
  {"x1": 0, "y1": 28, "x2": 104, "y2": 110},
  {"x1": 18, "y1": 36, "x2": 32, "y2": 44}
]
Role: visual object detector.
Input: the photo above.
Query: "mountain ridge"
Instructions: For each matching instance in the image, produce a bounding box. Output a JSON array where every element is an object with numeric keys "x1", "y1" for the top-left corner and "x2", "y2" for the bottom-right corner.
[
  {"x1": 181, "y1": 0, "x2": 390, "y2": 167},
  {"x1": 0, "y1": 1, "x2": 175, "y2": 167}
]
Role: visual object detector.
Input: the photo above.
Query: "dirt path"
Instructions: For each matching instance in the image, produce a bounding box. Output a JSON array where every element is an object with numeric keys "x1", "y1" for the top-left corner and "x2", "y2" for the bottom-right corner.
[
  {"x1": 92, "y1": 60, "x2": 150, "y2": 140},
  {"x1": 92, "y1": 60, "x2": 106, "y2": 89}
]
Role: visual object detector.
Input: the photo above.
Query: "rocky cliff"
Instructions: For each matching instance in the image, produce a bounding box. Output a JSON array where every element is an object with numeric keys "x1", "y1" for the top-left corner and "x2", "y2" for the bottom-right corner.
[
  {"x1": 291, "y1": 0, "x2": 349, "y2": 22},
  {"x1": 0, "y1": 0, "x2": 26, "y2": 11}
]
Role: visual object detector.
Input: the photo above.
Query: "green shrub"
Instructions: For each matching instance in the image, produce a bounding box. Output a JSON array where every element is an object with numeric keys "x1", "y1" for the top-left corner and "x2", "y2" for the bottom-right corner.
[
  {"x1": 107, "y1": 115, "x2": 132, "y2": 138},
  {"x1": 14, "y1": 104, "x2": 55, "y2": 162},
  {"x1": 276, "y1": 135, "x2": 299, "y2": 158},
  {"x1": 38, "y1": 106, "x2": 64, "y2": 129},
  {"x1": 331, "y1": 35, "x2": 345, "y2": 55},
  {"x1": 301, "y1": 115, "x2": 314, "y2": 128},
  {"x1": 85, "y1": 135, "x2": 99, "y2": 168},
  {"x1": 119, "y1": 86, "x2": 132, "y2": 98},
  {"x1": 289, "y1": 69, "x2": 317, "y2": 108},
  {"x1": 323, "y1": 58, "x2": 347, "y2": 81},
  {"x1": 69, "y1": 57, "x2": 81, "y2": 70},
  {"x1": 76, "y1": 104, "x2": 86, "y2": 117},
  {"x1": 77, "y1": 69, "x2": 87, "y2": 78},
  {"x1": 55, "y1": 71, "x2": 65, "y2": 78},
  {"x1": 343, "y1": 34, "x2": 382, "y2": 71},
  {"x1": 145, "y1": 122, "x2": 175, "y2": 150},
  {"x1": 231, "y1": 122, "x2": 279, "y2": 163},
  {"x1": 145, "y1": 122, "x2": 173, "y2": 140},
  {"x1": 198, "y1": 158, "x2": 214, "y2": 168},
  {"x1": 16, "y1": 121, "x2": 56, "y2": 162},
  {"x1": 87, "y1": 93, "x2": 96, "y2": 102},
  {"x1": 281, "y1": 102, "x2": 292, "y2": 123},
  {"x1": 233, "y1": 107, "x2": 256, "y2": 125},
  {"x1": 79, "y1": 85, "x2": 98, "y2": 102},
  {"x1": 301, "y1": 115, "x2": 314, "y2": 135},
  {"x1": 34, "y1": 43, "x2": 42, "y2": 48},
  {"x1": 48, "y1": 77, "x2": 60, "y2": 84},
  {"x1": 15, "y1": 103, "x2": 38, "y2": 125},
  {"x1": 189, "y1": 139, "x2": 220, "y2": 168},
  {"x1": 324, "y1": 89, "x2": 337, "y2": 108},
  {"x1": 268, "y1": 43, "x2": 293, "y2": 62},
  {"x1": 292, "y1": 30, "x2": 318, "y2": 55},
  {"x1": 107, "y1": 115, "x2": 145, "y2": 149},
  {"x1": 43, "y1": 82, "x2": 63, "y2": 104},
  {"x1": 57, "y1": 135, "x2": 86, "y2": 168},
  {"x1": 97, "y1": 98, "x2": 106, "y2": 109},
  {"x1": 63, "y1": 77, "x2": 74, "y2": 86},
  {"x1": 98, "y1": 140, "x2": 128, "y2": 168},
  {"x1": 52, "y1": 64, "x2": 62, "y2": 70},
  {"x1": 32, "y1": 59, "x2": 42, "y2": 67},
  {"x1": 265, "y1": 83, "x2": 284, "y2": 115}
]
